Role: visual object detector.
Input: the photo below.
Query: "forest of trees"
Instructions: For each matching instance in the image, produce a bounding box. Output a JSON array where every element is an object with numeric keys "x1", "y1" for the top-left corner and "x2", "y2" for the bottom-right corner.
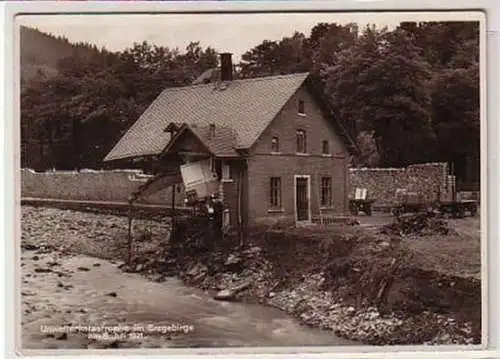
[{"x1": 20, "y1": 22, "x2": 480, "y2": 184}]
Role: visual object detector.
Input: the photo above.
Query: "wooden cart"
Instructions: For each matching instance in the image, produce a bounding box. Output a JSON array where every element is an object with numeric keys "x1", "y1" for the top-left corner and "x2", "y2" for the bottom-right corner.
[
  {"x1": 349, "y1": 188, "x2": 375, "y2": 216},
  {"x1": 391, "y1": 189, "x2": 478, "y2": 218},
  {"x1": 437, "y1": 199, "x2": 478, "y2": 218}
]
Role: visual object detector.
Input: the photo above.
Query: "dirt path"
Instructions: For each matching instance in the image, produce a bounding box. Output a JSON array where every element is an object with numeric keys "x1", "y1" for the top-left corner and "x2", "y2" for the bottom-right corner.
[{"x1": 21, "y1": 248, "x2": 357, "y2": 349}]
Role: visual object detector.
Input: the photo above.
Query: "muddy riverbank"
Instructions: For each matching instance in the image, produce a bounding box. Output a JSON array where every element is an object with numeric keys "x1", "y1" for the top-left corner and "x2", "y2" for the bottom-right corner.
[
  {"x1": 150, "y1": 217, "x2": 480, "y2": 346},
  {"x1": 20, "y1": 206, "x2": 482, "y2": 347},
  {"x1": 21, "y1": 206, "x2": 357, "y2": 349}
]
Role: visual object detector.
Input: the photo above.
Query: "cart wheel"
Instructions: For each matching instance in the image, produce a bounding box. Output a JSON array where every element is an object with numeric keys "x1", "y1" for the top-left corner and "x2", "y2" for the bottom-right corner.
[{"x1": 470, "y1": 206, "x2": 478, "y2": 217}]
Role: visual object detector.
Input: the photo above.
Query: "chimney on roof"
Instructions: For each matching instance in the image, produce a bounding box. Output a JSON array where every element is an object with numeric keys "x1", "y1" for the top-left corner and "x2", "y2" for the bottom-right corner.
[
  {"x1": 220, "y1": 52, "x2": 233, "y2": 82},
  {"x1": 209, "y1": 124, "x2": 216, "y2": 139}
]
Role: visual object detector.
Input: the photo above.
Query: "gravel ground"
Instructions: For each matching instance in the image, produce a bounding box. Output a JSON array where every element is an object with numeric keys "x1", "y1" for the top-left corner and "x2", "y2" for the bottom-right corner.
[{"x1": 21, "y1": 206, "x2": 170, "y2": 260}]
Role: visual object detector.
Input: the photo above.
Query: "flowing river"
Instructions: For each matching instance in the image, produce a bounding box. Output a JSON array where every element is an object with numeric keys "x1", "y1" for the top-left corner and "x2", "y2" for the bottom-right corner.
[{"x1": 21, "y1": 253, "x2": 357, "y2": 349}]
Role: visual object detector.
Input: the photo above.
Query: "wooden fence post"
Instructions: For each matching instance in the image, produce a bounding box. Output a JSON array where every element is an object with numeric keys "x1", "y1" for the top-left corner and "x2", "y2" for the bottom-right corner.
[{"x1": 127, "y1": 202, "x2": 133, "y2": 266}]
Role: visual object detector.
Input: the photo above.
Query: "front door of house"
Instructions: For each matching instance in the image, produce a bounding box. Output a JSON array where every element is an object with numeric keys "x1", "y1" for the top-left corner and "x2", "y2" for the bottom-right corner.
[{"x1": 296, "y1": 177, "x2": 309, "y2": 222}]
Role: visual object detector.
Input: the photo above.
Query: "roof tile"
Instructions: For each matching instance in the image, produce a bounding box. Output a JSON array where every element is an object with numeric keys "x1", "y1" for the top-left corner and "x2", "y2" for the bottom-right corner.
[{"x1": 104, "y1": 73, "x2": 309, "y2": 162}]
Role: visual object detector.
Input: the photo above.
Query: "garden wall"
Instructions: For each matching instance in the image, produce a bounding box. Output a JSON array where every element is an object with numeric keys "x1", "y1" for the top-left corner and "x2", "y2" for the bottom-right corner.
[
  {"x1": 349, "y1": 162, "x2": 452, "y2": 206},
  {"x1": 21, "y1": 168, "x2": 186, "y2": 206}
]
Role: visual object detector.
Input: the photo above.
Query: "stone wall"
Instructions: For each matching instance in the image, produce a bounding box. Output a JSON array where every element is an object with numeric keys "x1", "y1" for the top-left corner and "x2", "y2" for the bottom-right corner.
[
  {"x1": 20, "y1": 168, "x2": 185, "y2": 206},
  {"x1": 349, "y1": 163, "x2": 451, "y2": 206},
  {"x1": 21, "y1": 162, "x2": 461, "y2": 210}
]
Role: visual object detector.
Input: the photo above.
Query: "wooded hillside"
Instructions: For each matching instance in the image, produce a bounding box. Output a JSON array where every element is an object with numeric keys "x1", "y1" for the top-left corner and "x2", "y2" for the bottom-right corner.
[{"x1": 20, "y1": 22, "x2": 480, "y2": 187}]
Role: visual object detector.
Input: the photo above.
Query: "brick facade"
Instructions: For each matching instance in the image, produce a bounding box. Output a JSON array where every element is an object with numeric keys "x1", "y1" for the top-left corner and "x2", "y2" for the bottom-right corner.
[{"x1": 244, "y1": 85, "x2": 349, "y2": 225}]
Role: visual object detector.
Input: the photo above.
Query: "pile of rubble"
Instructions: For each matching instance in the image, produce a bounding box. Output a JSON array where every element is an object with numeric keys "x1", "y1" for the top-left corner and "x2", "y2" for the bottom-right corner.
[
  {"x1": 121, "y1": 220, "x2": 479, "y2": 345},
  {"x1": 381, "y1": 211, "x2": 452, "y2": 236},
  {"x1": 267, "y1": 273, "x2": 476, "y2": 345}
]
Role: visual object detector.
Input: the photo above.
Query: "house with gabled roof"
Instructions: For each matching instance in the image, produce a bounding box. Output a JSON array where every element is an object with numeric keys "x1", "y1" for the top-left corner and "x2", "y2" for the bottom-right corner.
[{"x1": 104, "y1": 53, "x2": 357, "y2": 227}]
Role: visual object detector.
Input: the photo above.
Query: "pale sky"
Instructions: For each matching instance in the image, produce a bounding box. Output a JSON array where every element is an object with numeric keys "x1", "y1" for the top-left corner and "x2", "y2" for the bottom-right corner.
[{"x1": 16, "y1": 12, "x2": 482, "y2": 61}]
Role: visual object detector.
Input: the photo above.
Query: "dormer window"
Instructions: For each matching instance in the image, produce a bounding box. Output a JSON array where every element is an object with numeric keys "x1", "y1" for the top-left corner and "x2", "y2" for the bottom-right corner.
[
  {"x1": 298, "y1": 100, "x2": 305, "y2": 115},
  {"x1": 271, "y1": 136, "x2": 280, "y2": 153},
  {"x1": 322, "y1": 140, "x2": 330, "y2": 155},
  {"x1": 296, "y1": 129, "x2": 307, "y2": 153}
]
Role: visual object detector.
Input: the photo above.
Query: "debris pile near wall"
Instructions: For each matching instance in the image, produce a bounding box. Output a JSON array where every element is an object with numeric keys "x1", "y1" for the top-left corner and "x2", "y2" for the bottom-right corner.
[
  {"x1": 349, "y1": 163, "x2": 450, "y2": 206},
  {"x1": 381, "y1": 212, "x2": 453, "y2": 237}
]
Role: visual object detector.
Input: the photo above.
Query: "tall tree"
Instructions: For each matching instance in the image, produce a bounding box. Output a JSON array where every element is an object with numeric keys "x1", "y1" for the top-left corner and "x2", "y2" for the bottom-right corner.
[
  {"x1": 21, "y1": 40, "x2": 218, "y2": 170},
  {"x1": 398, "y1": 21, "x2": 479, "y2": 70},
  {"x1": 311, "y1": 22, "x2": 358, "y2": 74},
  {"x1": 325, "y1": 26, "x2": 436, "y2": 167},
  {"x1": 430, "y1": 64, "x2": 479, "y2": 179}
]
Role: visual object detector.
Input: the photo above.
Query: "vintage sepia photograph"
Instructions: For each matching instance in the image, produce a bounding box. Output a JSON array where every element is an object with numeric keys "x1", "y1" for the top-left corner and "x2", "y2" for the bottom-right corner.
[{"x1": 17, "y1": 9, "x2": 485, "y2": 351}]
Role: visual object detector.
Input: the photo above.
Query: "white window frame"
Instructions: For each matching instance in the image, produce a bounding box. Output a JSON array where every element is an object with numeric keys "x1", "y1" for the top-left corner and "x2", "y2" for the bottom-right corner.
[{"x1": 222, "y1": 162, "x2": 233, "y2": 182}]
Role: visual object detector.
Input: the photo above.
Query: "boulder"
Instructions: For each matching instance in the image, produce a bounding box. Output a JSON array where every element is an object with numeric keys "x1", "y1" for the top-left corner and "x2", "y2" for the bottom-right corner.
[
  {"x1": 213, "y1": 280, "x2": 251, "y2": 301},
  {"x1": 214, "y1": 289, "x2": 235, "y2": 301},
  {"x1": 224, "y1": 254, "x2": 242, "y2": 266},
  {"x1": 22, "y1": 243, "x2": 39, "y2": 251},
  {"x1": 187, "y1": 263, "x2": 208, "y2": 278}
]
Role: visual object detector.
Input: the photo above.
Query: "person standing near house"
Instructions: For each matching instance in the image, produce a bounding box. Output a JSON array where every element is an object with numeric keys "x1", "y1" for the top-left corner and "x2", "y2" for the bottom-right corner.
[
  {"x1": 211, "y1": 193, "x2": 224, "y2": 239},
  {"x1": 203, "y1": 195, "x2": 216, "y2": 250}
]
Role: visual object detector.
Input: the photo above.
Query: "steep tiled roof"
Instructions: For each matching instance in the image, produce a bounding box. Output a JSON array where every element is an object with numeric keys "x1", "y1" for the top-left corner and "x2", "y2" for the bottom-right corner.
[{"x1": 104, "y1": 73, "x2": 309, "y2": 162}]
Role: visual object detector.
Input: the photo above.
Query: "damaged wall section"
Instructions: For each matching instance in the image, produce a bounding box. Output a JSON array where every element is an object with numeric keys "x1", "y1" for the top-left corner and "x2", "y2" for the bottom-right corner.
[{"x1": 21, "y1": 168, "x2": 186, "y2": 206}]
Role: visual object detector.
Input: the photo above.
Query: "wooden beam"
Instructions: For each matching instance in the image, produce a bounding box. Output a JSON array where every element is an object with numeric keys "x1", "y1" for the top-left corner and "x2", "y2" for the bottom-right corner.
[
  {"x1": 127, "y1": 202, "x2": 133, "y2": 266},
  {"x1": 171, "y1": 184, "x2": 176, "y2": 218},
  {"x1": 177, "y1": 151, "x2": 210, "y2": 157}
]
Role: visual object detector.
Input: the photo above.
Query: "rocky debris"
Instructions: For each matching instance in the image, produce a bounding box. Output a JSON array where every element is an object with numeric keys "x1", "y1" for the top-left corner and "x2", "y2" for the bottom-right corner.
[
  {"x1": 242, "y1": 246, "x2": 262, "y2": 256},
  {"x1": 21, "y1": 206, "x2": 170, "y2": 261},
  {"x1": 214, "y1": 289, "x2": 235, "y2": 301},
  {"x1": 224, "y1": 254, "x2": 242, "y2": 266},
  {"x1": 185, "y1": 263, "x2": 209, "y2": 283},
  {"x1": 106, "y1": 292, "x2": 118, "y2": 297},
  {"x1": 267, "y1": 279, "x2": 477, "y2": 345},
  {"x1": 47, "y1": 259, "x2": 60, "y2": 267},
  {"x1": 22, "y1": 243, "x2": 39, "y2": 251},
  {"x1": 34, "y1": 267, "x2": 52, "y2": 273},
  {"x1": 77, "y1": 267, "x2": 90, "y2": 272},
  {"x1": 214, "y1": 281, "x2": 252, "y2": 302},
  {"x1": 151, "y1": 274, "x2": 166, "y2": 283},
  {"x1": 381, "y1": 212, "x2": 452, "y2": 236},
  {"x1": 55, "y1": 271, "x2": 71, "y2": 278}
]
